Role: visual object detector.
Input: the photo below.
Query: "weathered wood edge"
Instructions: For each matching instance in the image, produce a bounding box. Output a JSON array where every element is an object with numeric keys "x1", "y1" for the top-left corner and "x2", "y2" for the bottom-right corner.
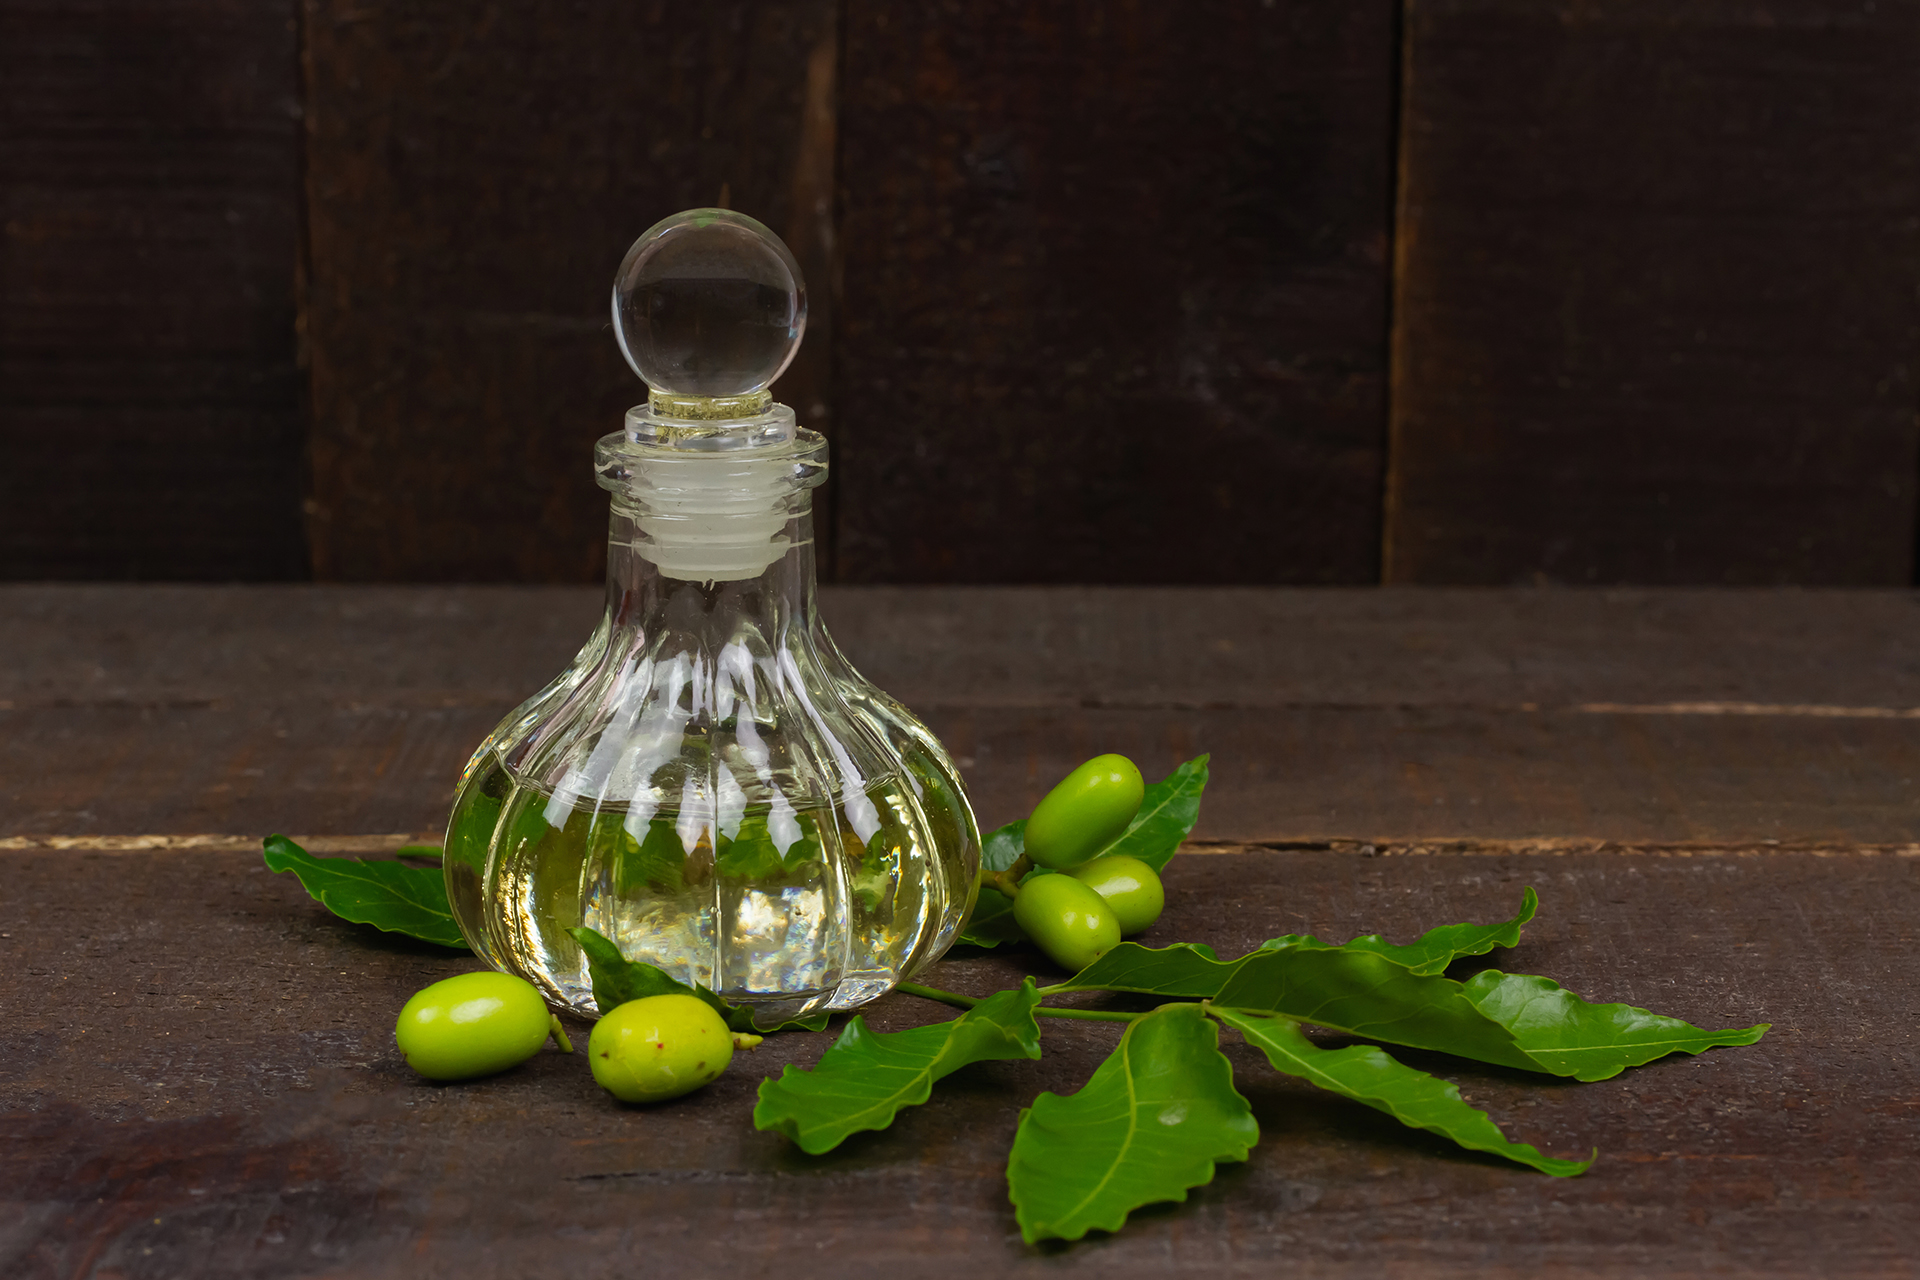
[
  {"x1": 9, "y1": 834, "x2": 1913, "y2": 858},
  {"x1": 0, "y1": 833, "x2": 433, "y2": 854},
  {"x1": 1192, "y1": 838, "x2": 1920, "y2": 858}
]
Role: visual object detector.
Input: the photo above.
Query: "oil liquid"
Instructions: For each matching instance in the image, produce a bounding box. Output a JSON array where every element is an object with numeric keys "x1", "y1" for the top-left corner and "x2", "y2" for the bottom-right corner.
[{"x1": 445, "y1": 753, "x2": 973, "y2": 1023}]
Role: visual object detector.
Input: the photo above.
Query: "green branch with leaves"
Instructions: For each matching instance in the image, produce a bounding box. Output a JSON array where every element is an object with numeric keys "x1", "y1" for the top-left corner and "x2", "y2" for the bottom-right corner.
[
  {"x1": 742, "y1": 756, "x2": 1763, "y2": 1242},
  {"x1": 740, "y1": 876, "x2": 1759, "y2": 1242},
  {"x1": 263, "y1": 755, "x2": 1768, "y2": 1248}
]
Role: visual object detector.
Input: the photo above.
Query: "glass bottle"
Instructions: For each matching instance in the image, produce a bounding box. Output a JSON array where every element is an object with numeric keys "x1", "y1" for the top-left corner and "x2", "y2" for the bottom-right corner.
[{"x1": 443, "y1": 209, "x2": 981, "y2": 1024}]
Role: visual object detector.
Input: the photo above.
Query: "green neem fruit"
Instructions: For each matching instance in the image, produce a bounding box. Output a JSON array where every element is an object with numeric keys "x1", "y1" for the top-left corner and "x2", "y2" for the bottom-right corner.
[
  {"x1": 589, "y1": 993, "x2": 734, "y2": 1103},
  {"x1": 1013, "y1": 873, "x2": 1122, "y2": 972},
  {"x1": 395, "y1": 970, "x2": 554, "y2": 1081},
  {"x1": 1067, "y1": 855, "x2": 1165, "y2": 936},
  {"x1": 1023, "y1": 753, "x2": 1146, "y2": 870}
]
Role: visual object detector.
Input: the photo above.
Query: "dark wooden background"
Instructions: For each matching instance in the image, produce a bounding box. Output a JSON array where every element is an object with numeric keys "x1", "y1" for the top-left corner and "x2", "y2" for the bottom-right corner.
[{"x1": 4, "y1": 0, "x2": 1917, "y2": 586}]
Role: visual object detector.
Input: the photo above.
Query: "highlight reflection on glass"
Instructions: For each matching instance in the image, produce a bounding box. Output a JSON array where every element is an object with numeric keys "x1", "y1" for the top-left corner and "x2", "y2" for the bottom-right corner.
[{"x1": 444, "y1": 210, "x2": 980, "y2": 1025}]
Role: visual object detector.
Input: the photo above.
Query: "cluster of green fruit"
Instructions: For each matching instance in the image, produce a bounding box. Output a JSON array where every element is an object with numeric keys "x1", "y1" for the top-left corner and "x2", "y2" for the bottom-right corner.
[
  {"x1": 395, "y1": 971, "x2": 753, "y2": 1099},
  {"x1": 1001, "y1": 753, "x2": 1165, "y2": 970},
  {"x1": 391, "y1": 752, "x2": 1157, "y2": 1094}
]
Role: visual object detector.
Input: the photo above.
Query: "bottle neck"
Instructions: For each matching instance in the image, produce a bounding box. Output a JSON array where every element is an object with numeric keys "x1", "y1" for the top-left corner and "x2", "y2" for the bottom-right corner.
[
  {"x1": 594, "y1": 417, "x2": 827, "y2": 644},
  {"x1": 594, "y1": 418, "x2": 827, "y2": 584},
  {"x1": 602, "y1": 504, "x2": 819, "y2": 643}
]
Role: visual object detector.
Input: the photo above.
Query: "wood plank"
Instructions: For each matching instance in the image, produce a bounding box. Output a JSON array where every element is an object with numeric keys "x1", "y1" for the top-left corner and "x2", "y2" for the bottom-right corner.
[
  {"x1": 5, "y1": 586, "x2": 1919, "y2": 843},
  {"x1": 9, "y1": 585, "x2": 1920, "y2": 711},
  {"x1": 0, "y1": 0, "x2": 307, "y2": 580},
  {"x1": 936, "y1": 702, "x2": 1920, "y2": 845},
  {"x1": 300, "y1": 0, "x2": 838, "y2": 582},
  {"x1": 0, "y1": 703, "x2": 496, "y2": 839},
  {"x1": 1388, "y1": 0, "x2": 1920, "y2": 585},
  {"x1": 0, "y1": 833, "x2": 421, "y2": 853},
  {"x1": 0, "y1": 845, "x2": 1907, "y2": 1275},
  {"x1": 0, "y1": 584, "x2": 604, "y2": 709},
  {"x1": 7, "y1": 699, "x2": 1919, "y2": 846},
  {"x1": 833, "y1": 0, "x2": 1396, "y2": 583},
  {"x1": 827, "y1": 586, "x2": 1920, "y2": 711}
]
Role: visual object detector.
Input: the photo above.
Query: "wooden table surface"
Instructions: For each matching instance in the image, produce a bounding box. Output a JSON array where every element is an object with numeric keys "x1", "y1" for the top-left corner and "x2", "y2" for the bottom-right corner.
[{"x1": 3, "y1": 585, "x2": 1916, "y2": 1277}]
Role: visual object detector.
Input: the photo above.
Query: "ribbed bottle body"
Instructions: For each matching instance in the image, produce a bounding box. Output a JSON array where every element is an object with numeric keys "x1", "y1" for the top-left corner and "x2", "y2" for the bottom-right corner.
[{"x1": 445, "y1": 469, "x2": 980, "y2": 1022}]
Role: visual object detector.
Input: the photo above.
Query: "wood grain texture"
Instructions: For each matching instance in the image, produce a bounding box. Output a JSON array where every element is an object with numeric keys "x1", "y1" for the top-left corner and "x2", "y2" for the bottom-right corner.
[
  {"x1": 833, "y1": 0, "x2": 1396, "y2": 584},
  {"x1": 1388, "y1": 0, "x2": 1920, "y2": 585},
  {"x1": 1, "y1": 845, "x2": 1906, "y2": 1276},
  {"x1": 5, "y1": 585, "x2": 1920, "y2": 843},
  {"x1": 301, "y1": 0, "x2": 837, "y2": 582},
  {"x1": 0, "y1": 0, "x2": 308, "y2": 580},
  {"x1": 12, "y1": 584, "x2": 1920, "y2": 713},
  {"x1": 9, "y1": 699, "x2": 1920, "y2": 846}
]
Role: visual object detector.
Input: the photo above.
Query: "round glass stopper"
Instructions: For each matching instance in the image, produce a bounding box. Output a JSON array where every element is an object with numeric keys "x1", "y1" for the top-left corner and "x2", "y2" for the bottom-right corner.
[{"x1": 611, "y1": 209, "x2": 807, "y2": 399}]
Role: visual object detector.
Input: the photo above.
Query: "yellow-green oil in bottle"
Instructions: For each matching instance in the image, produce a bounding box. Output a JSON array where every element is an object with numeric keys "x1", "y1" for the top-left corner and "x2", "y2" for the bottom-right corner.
[{"x1": 445, "y1": 754, "x2": 973, "y2": 1021}]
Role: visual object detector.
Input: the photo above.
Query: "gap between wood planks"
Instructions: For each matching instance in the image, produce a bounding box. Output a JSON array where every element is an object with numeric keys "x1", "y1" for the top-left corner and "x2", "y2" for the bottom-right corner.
[
  {"x1": 1054, "y1": 699, "x2": 1920, "y2": 717},
  {"x1": 1192, "y1": 839, "x2": 1920, "y2": 858},
  {"x1": 0, "y1": 833, "x2": 432, "y2": 854},
  {"x1": 3, "y1": 835, "x2": 1915, "y2": 858},
  {"x1": 8, "y1": 698, "x2": 1920, "y2": 718}
]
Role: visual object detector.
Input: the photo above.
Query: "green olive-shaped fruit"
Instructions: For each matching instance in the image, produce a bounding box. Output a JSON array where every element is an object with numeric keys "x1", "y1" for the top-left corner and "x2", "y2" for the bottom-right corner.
[
  {"x1": 395, "y1": 970, "x2": 554, "y2": 1080},
  {"x1": 588, "y1": 993, "x2": 734, "y2": 1103},
  {"x1": 1067, "y1": 855, "x2": 1165, "y2": 936},
  {"x1": 1023, "y1": 754, "x2": 1145, "y2": 870},
  {"x1": 1013, "y1": 872, "x2": 1122, "y2": 972}
]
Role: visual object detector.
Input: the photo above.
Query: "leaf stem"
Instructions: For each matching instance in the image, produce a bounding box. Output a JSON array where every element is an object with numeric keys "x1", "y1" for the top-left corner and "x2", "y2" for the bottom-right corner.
[
  {"x1": 894, "y1": 981, "x2": 980, "y2": 1011},
  {"x1": 895, "y1": 980, "x2": 1141, "y2": 1024},
  {"x1": 1032, "y1": 1006, "x2": 1141, "y2": 1024},
  {"x1": 547, "y1": 1014, "x2": 574, "y2": 1054},
  {"x1": 987, "y1": 854, "x2": 1033, "y2": 900}
]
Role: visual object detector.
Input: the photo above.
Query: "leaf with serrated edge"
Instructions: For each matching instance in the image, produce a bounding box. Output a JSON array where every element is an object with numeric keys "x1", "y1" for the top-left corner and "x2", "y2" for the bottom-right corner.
[
  {"x1": 755, "y1": 981, "x2": 1043, "y2": 1153},
  {"x1": 1213, "y1": 1009, "x2": 1593, "y2": 1176},
  {"x1": 1068, "y1": 944, "x2": 1762, "y2": 1080},
  {"x1": 1101, "y1": 754, "x2": 1208, "y2": 872},
  {"x1": 1263, "y1": 887, "x2": 1538, "y2": 975},
  {"x1": 263, "y1": 834, "x2": 467, "y2": 949},
  {"x1": 1045, "y1": 941, "x2": 1238, "y2": 997},
  {"x1": 570, "y1": 926, "x2": 827, "y2": 1033},
  {"x1": 1463, "y1": 971, "x2": 1769, "y2": 1081},
  {"x1": 1208, "y1": 948, "x2": 1541, "y2": 1070},
  {"x1": 1007, "y1": 1002, "x2": 1258, "y2": 1244},
  {"x1": 1066, "y1": 893, "x2": 1535, "y2": 988}
]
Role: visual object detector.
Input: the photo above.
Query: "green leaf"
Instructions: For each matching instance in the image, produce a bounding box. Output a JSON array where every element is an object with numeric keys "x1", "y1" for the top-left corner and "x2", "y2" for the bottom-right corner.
[
  {"x1": 1212, "y1": 1009, "x2": 1593, "y2": 1176},
  {"x1": 569, "y1": 926, "x2": 828, "y2": 1033},
  {"x1": 1063, "y1": 942, "x2": 1764, "y2": 1081},
  {"x1": 1462, "y1": 971, "x2": 1770, "y2": 1082},
  {"x1": 262, "y1": 834, "x2": 468, "y2": 950},
  {"x1": 444, "y1": 775, "x2": 504, "y2": 884},
  {"x1": 981, "y1": 819, "x2": 1028, "y2": 873},
  {"x1": 1263, "y1": 886, "x2": 1538, "y2": 975},
  {"x1": 1007, "y1": 1002, "x2": 1258, "y2": 1244},
  {"x1": 716, "y1": 811, "x2": 824, "y2": 882},
  {"x1": 1063, "y1": 893, "x2": 1536, "y2": 989},
  {"x1": 954, "y1": 820, "x2": 1030, "y2": 947},
  {"x1": 1045, "y1": 940, "x2": 1240, "y2": 998},
  {"x1": 1208, "y1": 948, "x2": 1542, "y2": 1071},
  {"x1": 754, "y1": 980, "x2": 1044, "y2": 1153},
  {"x1": 956, "y1": 887, "x2": 1025, "y2": 948},
  {"x1": 1102, "y1": 754, "x2": 1209, "y2": 871},
  {"x1": 613, "y1": 816, "x2": 688, "y2": 896}
]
